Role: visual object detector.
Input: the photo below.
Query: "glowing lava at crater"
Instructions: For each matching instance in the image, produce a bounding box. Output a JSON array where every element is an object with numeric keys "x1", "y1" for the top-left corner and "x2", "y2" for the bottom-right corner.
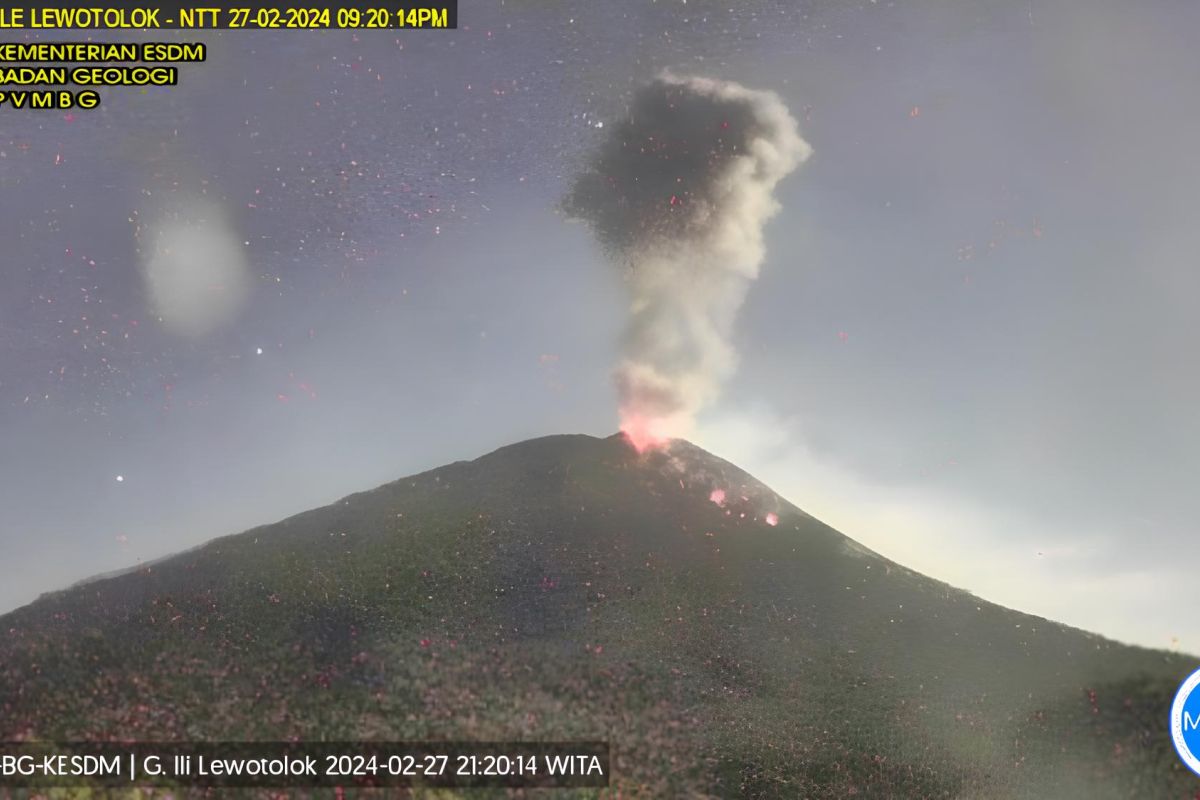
[{"x1": 619, "y1": 415, "x2": 674, "y2": 454}]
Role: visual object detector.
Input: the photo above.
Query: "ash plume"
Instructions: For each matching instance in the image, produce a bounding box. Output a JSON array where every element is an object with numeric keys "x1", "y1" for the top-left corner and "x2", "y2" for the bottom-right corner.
[{"x1": 566, "y1": 73, "x2": 811, "y2": 449}]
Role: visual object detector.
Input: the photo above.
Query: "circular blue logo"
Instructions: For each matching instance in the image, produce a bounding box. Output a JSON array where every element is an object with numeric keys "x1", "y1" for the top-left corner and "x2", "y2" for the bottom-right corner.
[{"x1": 1170, "y1": 666, "x2": 1200, "y2": 776}]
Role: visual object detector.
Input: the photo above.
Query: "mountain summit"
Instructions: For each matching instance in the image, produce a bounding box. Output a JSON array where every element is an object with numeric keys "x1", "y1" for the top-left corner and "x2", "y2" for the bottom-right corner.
[{"x1": 1, "y1": 434, "x2": 1192, "y2": 797}]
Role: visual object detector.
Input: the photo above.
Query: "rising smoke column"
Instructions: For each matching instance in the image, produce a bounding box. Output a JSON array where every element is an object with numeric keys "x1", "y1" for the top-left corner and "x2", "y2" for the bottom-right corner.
[{"x1": 566, "y1": 73, "x2": 811, "y2": 451}]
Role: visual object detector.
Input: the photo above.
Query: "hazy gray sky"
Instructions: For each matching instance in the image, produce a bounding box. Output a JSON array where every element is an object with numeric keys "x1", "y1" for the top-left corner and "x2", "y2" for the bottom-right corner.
[{"x1": 2, "y1": 0, "x2": 1197, "y2": 653}]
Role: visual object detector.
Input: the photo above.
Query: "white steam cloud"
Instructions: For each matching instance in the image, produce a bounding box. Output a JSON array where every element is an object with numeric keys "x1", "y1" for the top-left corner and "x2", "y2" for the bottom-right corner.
[
  {"x1": 567, "y1": 73, "x2": 811, "y2": 449},
  {"x1": 139, "y1": 197, "x2": 250, "y2": 337}
]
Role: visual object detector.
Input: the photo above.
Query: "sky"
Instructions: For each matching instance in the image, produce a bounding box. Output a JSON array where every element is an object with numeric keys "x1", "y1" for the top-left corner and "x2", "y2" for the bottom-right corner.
[{"x1": 1, "y1": 0, "x2": 1198, "y2": 653}]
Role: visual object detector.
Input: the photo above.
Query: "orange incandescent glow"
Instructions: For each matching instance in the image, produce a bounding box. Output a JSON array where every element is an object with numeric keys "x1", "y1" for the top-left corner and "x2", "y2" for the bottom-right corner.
[{"x1": 619, "y1": 415, "x2": 672, "y2": 454}]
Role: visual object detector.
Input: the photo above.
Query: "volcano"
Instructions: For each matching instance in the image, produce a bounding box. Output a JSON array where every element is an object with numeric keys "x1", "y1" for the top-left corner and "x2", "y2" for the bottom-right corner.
[{"x1": 1, "y1": 434, "x2": 1193, "y2": 797}]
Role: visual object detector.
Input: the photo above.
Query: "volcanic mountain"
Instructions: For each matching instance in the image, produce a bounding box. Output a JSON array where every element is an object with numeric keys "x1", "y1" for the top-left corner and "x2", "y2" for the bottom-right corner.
[{"x1": 1, "y1": 434, "x2": 1193, "y2": 797}]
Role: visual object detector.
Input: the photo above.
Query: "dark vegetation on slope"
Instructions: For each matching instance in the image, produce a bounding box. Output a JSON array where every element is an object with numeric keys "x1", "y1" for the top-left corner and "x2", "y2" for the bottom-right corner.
[{"x1": 1, "y1": 434, "x2": 1194, "y2": 798}]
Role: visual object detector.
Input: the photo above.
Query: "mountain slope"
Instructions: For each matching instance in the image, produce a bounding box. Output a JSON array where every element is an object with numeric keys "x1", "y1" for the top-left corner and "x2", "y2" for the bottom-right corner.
[{"x1": 1, "y1": 433, "x2": 1194, "y2": 797}]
